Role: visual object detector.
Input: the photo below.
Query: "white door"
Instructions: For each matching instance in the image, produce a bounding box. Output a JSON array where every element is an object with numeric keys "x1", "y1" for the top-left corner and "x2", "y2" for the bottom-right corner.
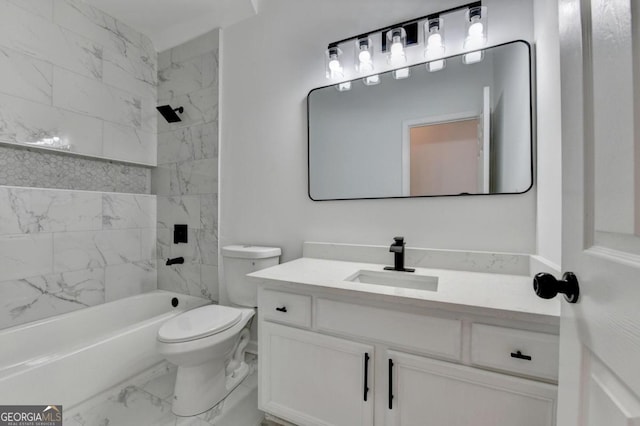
[
  {"x1": 260, "y1": 322, "x2": 374, "y2": 426},
  {"x1": 555, "y1": 0, "x2": 640, "y2": 424},
  {"x1": 386, "y1": 350, "x2": 556, "y2": 426}
]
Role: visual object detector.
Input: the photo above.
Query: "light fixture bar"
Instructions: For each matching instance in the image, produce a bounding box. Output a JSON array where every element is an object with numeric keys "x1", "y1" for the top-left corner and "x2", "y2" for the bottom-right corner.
[
  {"x1": 425, "y1": 1, "x2": 481, "y2": 21},
  {"x1": 325, "y1": 1, "x2": 481, "y2": 51}
]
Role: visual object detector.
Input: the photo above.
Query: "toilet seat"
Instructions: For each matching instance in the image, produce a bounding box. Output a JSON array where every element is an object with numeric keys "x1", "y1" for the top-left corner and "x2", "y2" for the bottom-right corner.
[{"x1": 158, "y1": 305, "x2": 243, "y2": 343}]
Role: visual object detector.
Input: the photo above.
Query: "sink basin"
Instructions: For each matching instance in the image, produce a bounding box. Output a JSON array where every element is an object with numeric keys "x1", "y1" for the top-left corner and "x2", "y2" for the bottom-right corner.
[{"x1": 345, "y1": 270, "x2": 438, "y2": 291}]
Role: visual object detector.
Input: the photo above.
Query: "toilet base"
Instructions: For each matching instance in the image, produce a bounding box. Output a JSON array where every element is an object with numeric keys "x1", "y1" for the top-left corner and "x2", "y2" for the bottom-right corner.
[{"x1": 172, "y1": 359, "x2": 251, "y2": 416}]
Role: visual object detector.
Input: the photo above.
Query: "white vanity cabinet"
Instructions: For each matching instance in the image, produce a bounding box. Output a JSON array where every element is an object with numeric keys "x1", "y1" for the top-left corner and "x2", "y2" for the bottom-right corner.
[
  {"x1": 388, "y1": 351, "x2": 556, "y2": 426},
  {"x1": 260, "y1": 322, "x2": 374, "y2": 426},
  {"x1": 258, "y1": 285, "x2": 559, "y2": 426}
]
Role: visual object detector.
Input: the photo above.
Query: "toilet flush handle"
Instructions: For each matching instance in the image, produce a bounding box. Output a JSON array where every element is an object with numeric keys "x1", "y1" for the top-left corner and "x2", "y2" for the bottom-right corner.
[{"x1": 275, "y1": 306, "x2": 287, "y2": 313}]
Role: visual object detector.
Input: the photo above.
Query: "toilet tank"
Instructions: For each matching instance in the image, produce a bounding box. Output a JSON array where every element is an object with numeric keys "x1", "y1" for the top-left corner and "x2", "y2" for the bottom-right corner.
[{"x1": 222, "y1": 245, "x2": 281, "y2": 307}]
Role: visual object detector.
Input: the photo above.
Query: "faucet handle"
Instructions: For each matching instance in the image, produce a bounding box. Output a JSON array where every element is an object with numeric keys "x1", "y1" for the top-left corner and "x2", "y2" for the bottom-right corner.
[{"x1": 393, "y1": 236, "x2": 405, "y2": 245}]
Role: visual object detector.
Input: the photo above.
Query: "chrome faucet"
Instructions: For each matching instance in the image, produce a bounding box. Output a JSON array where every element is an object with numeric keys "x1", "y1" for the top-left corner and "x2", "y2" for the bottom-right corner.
[{"x1": 384, "y1": 237, "x2": 415, "y2": 272}]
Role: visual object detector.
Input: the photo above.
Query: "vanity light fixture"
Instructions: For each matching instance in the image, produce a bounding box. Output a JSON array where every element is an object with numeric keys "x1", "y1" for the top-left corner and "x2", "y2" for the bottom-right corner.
[
  {"x1": 462, "y1": 6, "x2": 488, "y2": 64},
  {"x1": 323, "y1": 2, "x2": 484, "y2": 81},
  {"x1": 325, "y1": 46, "x2": 344, "y2": 80},
  {"x1": 425, "y1": 17, "x2": 446, "y2": 72}
]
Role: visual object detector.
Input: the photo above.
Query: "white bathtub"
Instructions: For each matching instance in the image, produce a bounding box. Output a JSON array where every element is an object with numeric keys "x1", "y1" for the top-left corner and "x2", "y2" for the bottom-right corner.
[{"x1": 0, "y1": 291, "x2": 208, "y2": 408}]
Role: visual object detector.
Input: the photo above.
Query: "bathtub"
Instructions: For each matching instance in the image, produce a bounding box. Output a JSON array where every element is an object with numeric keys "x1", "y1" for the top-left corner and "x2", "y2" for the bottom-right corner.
[{"x1": 0, "y1": 290, "x2": 208, "y2": 408}]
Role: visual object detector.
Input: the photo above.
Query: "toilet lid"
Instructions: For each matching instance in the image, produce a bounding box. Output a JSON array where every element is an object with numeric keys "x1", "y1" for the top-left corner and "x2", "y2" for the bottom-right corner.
[{"x1": 158, "y1": 305, "x2": 243, "y2": 343}]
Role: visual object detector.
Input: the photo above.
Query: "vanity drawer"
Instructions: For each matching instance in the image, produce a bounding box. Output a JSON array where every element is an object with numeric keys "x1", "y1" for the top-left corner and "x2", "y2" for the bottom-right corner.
[
  {"x1": 316, "y1": 298, "x2": 462, "y2": 361},
  {"x1": 471, "y1": 324, "x2": 559, "y2": 381},
  {"x1": 261, "y1": 290, "x2": 311, "y2": 328}
]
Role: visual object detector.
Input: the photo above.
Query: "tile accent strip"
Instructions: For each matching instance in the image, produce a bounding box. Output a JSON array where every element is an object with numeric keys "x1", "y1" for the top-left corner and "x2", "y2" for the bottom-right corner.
[{"x1": 0, "y1": 145, "x2": 150, "y2": 194}]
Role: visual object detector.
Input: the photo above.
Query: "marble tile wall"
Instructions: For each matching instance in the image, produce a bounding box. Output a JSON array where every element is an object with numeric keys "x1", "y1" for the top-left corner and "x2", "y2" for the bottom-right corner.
[
  {"x1": 152, "y1": 30, "x2": 220, "y2": 302},
  {"x1": 0, "y1": 0, "x2": 163, "y2": 330},
  {"x1": 0, "y1": 187, "x2": 158, "y2": 330},
  {"x1": 0, "y1": 0, "x2": 157, "y2": 165}
]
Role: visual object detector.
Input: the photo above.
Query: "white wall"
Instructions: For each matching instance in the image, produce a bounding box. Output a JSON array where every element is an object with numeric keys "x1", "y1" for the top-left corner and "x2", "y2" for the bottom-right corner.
[
  {"x1": 534, "y1": 0, "x2": 562, "y2": 267},
  {"x1": 219, "y1": 0, "x2": 537, "y2": 301}
]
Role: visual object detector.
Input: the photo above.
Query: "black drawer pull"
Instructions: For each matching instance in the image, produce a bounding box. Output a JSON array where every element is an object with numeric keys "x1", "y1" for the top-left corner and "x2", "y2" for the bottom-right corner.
[
  {"x1": 275, "y1": 306, "x2": 287, "y2": 313},
  {"x1": 363, "y1": 353, "x2": 370, "y2": 402},
  {"x1": 510, "y1": 350, "x2": 532, "y2": 361},
  {"x1": 388, "y1": 358, "x2": 394, "y2": 409}
]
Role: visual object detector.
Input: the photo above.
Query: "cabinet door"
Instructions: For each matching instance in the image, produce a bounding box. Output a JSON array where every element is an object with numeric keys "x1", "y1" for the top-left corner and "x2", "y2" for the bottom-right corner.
[
  {"x1": 386, "y1": 350, "x2": 556, "y2": 426},
  {"x1": 260, "y1": 322, "x2": 374, "y2": 426}
]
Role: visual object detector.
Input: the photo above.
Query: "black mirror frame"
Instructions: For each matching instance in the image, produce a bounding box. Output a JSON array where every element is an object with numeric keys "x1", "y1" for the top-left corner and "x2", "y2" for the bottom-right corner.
[{"x1": 306, "y1": 39, "x2": 534, "y2": 202}]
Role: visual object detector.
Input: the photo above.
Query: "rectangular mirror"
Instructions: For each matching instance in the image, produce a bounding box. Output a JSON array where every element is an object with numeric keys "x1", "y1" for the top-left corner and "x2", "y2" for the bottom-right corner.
[{"x1": 308, "y1": 40, "x2": 533, "y2": 201}]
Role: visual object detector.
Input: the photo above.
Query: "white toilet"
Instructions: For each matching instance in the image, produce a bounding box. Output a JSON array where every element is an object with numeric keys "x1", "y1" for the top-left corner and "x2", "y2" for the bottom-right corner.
[{"x1": 157, "y1": 245, "x2": 281, "y2": 416}]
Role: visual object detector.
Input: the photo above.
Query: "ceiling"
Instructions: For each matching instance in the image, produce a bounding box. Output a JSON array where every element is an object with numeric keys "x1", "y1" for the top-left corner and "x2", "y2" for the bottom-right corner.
[{"x1": 85, "y1": 0, "x2": 258, "y2": 52}]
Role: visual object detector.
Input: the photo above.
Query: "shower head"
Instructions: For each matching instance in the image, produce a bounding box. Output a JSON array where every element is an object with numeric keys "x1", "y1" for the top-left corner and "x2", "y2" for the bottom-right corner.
[{"x1": 157, "y1": 105, "x2": 184, "y2": 123}]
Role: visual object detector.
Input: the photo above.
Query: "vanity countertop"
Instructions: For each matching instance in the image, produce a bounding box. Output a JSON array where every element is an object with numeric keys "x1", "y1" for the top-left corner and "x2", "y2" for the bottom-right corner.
[{"x1": 249, "y1": 257, "x2": 560, "y2": 322}]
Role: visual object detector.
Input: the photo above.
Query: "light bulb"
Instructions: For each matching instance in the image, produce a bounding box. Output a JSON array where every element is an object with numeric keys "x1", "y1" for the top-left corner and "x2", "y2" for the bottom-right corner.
[
  {"x1": 424, "y1": 19, "x2": 445, "y2": 62},
  {"x1": 390, "y1": 38, "x2": 403, "y2": 56},
  {"x1": 426, "y1": 32, "x2": 445, "y2": 59},
  {"x1": 388, "y1": 37, "x2": 406, "y2": 66},
  {"x1": 427, "y1": 33, "x2": 442, "y2": 48},
  {"x1": 326, "y1": 47, "x2": 344, "y2": 80},
  {"x1": 355, "y1": 38, "x2": 374, "y2": 74},
  {"x1": 328, "y1": 57, "x2": 340, "y2": 72},
  {"x1": 468, "y1": 21, "x2": 484, "y2": 37},
  {"x1": 463, "y1": 7, "x2": 487, "y2": 63}
]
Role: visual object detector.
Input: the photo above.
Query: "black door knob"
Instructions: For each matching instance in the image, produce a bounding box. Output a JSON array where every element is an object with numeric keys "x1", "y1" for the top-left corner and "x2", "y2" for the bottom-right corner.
[{"x1": 533, "y1": 272, "x2": 580, "y2": 303}]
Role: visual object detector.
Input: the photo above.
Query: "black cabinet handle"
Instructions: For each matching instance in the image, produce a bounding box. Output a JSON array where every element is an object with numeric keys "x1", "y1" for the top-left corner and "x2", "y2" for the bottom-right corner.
[
  {"x1": 275, "y1": 306, "x2": 287, "y2": 313},
  {"x1": 363, "y1": 353, "x2": 370, "y2": 402},
  {"x1": 510, "y1": 350, "x2": 532, "y2": 361},
  {"x1": 388, "y1": 359, "x2": 394, "y2": 409}
]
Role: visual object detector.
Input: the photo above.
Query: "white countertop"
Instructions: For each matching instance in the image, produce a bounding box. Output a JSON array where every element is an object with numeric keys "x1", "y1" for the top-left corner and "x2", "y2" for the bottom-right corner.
[{"x1": 249, "y1": 258, "x2": 561, "y2": 321}]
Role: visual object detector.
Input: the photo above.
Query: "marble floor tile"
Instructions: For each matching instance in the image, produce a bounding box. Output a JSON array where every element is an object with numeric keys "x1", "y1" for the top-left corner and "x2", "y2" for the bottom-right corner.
[
  {"x1": 65, "y1": 357, "x2": 262, "y2": 426},
  {"x1": 66, "y1": 385, "x2": 172, "y2": 426},
  {"x1": 139, "y1": 363, "x2": 177, "y2": 401}
]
